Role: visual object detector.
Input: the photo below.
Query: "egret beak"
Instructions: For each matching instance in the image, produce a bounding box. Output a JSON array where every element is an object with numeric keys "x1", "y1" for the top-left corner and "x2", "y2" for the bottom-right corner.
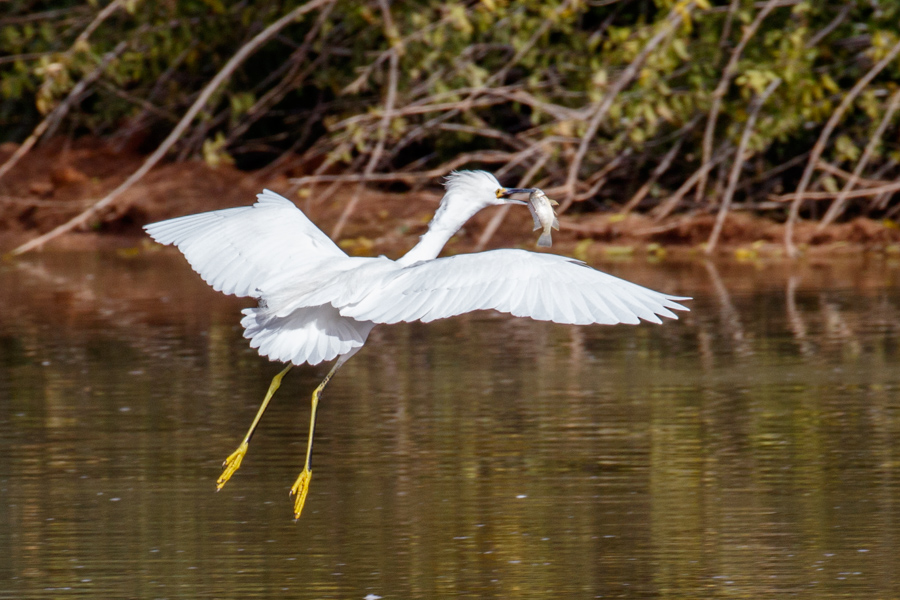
[{"x1": 497, "y1": 187, "x2": 534, "y2": 205}]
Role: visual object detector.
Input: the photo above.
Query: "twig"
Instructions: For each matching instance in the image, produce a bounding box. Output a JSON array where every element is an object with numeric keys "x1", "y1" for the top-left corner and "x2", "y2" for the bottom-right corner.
[
  {"x1": 494, "y1": 144, "x2": 546, "y2": 179},
  {"x1": 566, "y1": 149, "x2": 630, "y2": 207},
  {"x1": 696, "y1": 0, "x2": 781, "y2": 204},
  {"x1": 771, "y1": 181, "x2": 900, "y2": 203},
  {"x1": 226, "y1": 1, "x2": 336, "y2": 145},
  {"x1": 330, "y1": 0, "x2": 401, "y2": 241},
  {"x1": 706, "y1": 77, "x2": 781, "y2": 254},
  {"x1": 75, "y1": 0, "x2": 125, "y2": 46},
  {"x1": 734, "y1": 151, "x2": 809, "y2": 192},
  {"x1": 651, "y1": 146, "x2": 730, "y2": 220},
  {"x1": 97, "y1": 80, "x2": 179, "y2": 122},
  {"x1": 9, "y1": 0, "x2": 333, "y2": 256},
  {"x1": 619, "y1": 136, "x2": 684, "y2": 214},
  {"x1": 331, "y1": 53, "x2": 399, "y2": 239},
  {"x1": 886, "y1": 200, "x2": 900, "y2": 220},
  {"x1": 331, "y1": 96, "x2": 509, "y2": 131},
  {"x1": 491, "y1": 89, "x2": 584, "y2": 121},
  {"x1": 436, "y1": 123, "x2": 528, "y2": 150},
  {"x1": 632, "y1": 215, "x2": 696, "y2": 236},
  {"x1": 0, "y1": 52, "x2": 54, "y2": 65},
  {"x1": 108, "y1": 40, "x2": 198, "y2": 150},
  {"x1": 817, "y1": 88, "x2": 900, "y2": 230},
  {"x1": 784, "y1": 36, "x2": 900, "y2": 258},
  {"x1": 816, "y1": 160, "x2": 890, "y2": 188},
  {"x1": 291, "y1": 151, "x2": 515, "y2": 188},
  {"x1": 291, "y1": 153, "x2": 367, "y2": 209},
  {"x1": 379, "y1": 0, "x2": 575, "y2": 166},
  {"x1": 254, "y1": 100, "x2": 328, "y2": 180},
  {"x1": 0, "y1": 7, "x2": 88, "y2": 27},
  {"x1": 706, "y1": 0, "x2": 800, "y2": 11},
  {"x1": 488, "y1": 0, "x2": 574, "y2": 85},
  {"x1": 0, "y1": 0, "x2": 133, "y2": 182},
  {"x1": 0, "y1": 41, "x2": 127, "y2": 184},
  {"x1": 561, "y1": 2, "x2": 693, "y2": 208},
  {"x1": 805, "y1": 3, "x2": 852, "y2": 48},
  {"x1": 716, "y1": 0, "x2": 741, "y2": 54}
]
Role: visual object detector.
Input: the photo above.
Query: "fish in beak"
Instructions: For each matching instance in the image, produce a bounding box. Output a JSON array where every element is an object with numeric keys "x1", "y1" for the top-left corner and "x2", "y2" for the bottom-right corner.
[{"x1": 496, "y1": 187, "x2": 535, "y2": 205}]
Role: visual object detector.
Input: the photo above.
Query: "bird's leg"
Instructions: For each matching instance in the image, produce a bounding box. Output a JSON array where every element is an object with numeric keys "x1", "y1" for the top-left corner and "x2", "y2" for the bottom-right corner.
[
  {"x1": 290, "y1": 359, "x2": 344, "y2": 519},
  {"x1": 217, "y1": 363, "x2": 292, "y2": 490}
]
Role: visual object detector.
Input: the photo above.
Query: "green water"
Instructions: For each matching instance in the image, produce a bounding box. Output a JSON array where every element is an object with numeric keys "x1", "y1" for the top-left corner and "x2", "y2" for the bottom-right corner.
[{"x1": 1, "y1": 251, "x2": 899, "y2": 598}]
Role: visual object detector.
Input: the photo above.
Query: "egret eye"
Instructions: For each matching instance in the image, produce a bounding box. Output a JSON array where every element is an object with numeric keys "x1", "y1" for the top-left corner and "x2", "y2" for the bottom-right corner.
[{"x1": 495, "y1": 188, "x2": 505, "y2": 199}]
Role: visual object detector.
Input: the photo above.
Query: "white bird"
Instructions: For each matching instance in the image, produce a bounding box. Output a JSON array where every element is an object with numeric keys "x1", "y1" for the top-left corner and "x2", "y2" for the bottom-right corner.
[{"x1": 144, "y1": 170, "x2": 688, "y2": 519}]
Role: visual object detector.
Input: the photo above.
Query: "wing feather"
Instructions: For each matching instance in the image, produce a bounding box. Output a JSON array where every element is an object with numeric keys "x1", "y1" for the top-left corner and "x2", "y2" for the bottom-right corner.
[
  {"x1": 144, "y1": 189, "x2": 345, "y2": 298},
  {"x1": 339, "y1": 249, "x2": 688, "y2": 326}
]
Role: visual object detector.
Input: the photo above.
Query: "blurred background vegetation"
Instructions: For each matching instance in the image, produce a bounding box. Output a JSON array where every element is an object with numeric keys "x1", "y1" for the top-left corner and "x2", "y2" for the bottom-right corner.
[{"x1": 1, "y1": 0, "x2": 900, "y2": 233}]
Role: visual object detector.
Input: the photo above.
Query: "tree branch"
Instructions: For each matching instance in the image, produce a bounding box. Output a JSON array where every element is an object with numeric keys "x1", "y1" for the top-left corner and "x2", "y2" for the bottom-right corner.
[
  {"x1": 706, "y1": 77, "x2": 781, "y2": 254},
  {"x1": 561, "y1": 2, "x2": 694, "y2": 208},
  {"x1": 9, "y1": 0, "x2": 333, "y2": 256},
  {"x1": 817, "y1": 88, "x2": 900, "y2": 229},
  {"x1": 695, "y1": 0, "x2": 781, "y2": 203},
  {"x1": 784, "y1": 36, "x2": 900, "y2": 257}
]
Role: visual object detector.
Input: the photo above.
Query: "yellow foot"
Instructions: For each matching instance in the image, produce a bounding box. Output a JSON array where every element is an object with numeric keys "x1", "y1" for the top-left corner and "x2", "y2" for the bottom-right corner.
[
  {"x1": 216, "y1": 442, "x2": 248, "y2": 491},
  {"x1": 290, "y1": 468, "x2": 312, "y2": 519}
]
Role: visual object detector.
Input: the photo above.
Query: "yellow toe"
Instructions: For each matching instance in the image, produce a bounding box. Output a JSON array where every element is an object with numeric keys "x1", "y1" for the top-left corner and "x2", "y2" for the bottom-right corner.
[
  {"x1": 216, "y1": 442, "x2": 248, "y2": 491},
  {"x1": 290, "y1": 468, "x2": 312, "y2": 519}
]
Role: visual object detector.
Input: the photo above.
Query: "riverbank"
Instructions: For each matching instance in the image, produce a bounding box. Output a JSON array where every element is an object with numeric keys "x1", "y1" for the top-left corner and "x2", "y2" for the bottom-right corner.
[{"x1": 3, "y1": 138, "x2": 899, "y2": 259}]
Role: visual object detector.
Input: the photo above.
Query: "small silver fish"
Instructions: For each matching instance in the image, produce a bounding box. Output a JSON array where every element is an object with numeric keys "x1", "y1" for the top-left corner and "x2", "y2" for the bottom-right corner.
[{"x1": 527, "y1": 189, "x2": 559, "y2": 247}]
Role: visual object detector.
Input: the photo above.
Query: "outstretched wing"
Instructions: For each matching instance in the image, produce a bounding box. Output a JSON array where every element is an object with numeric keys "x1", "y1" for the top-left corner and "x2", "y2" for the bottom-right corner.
[
  {"x1": 144, "y1": 189, "x2": 344, "y2": 297},
  {"x1": 339, "y1": 250, "x2": 689, "y2": 325}
]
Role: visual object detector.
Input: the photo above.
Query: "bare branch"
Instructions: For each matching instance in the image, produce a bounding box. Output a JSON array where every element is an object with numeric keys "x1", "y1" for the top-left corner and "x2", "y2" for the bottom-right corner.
[
  {"x1": 291, "y1": 151, "x2": 515, "y2": 187},
  {"x1": 331, "y1": 43, "x2": 400, "y2": 240},
  {"x1": 696, "y1": 0, "x2": 782, "y2": 204},
  {"x1": 771, "y1": 181, "x2": 900, "y2": 203},
  {"x1": 706, "y1": 77, "x2": 781, "y2": 254},
  {"x1": 784, "y1": 36, "x2": 900, "y2": 257},
  {"x1": 805, "y1": 3, "x2": 852, "y2": 48},
  {"x1": 620, "y1": 136, "x2": 685, "y2": 214},
  {"x1": 9, "y1": 0, "x2": 333, "y2": 256},
  {"x1": 0, "y1": 41, "x2": 128, "y2": 184},
  {"x1": 716, "y1": 0, "x2": 741, "y2": 54},
  {"x1": 817, "y1": 88, "x2": 900, "y2": 229},
  {"x1": 816, "y1": 160, "x2": 890, "y2": 188},
  {"x1": 75, "y1": 0, "x2": 125, "y2": 46},
  {"x1": 651, "y1": 146, "x2": 730, "y2": 221},
  {"x1": 562, "y1": 2, "x2": 694, "y2": 207}
]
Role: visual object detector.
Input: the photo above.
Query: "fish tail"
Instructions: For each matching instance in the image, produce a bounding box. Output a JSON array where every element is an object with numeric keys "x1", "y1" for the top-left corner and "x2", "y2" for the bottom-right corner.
[{"x1": 537, "y1": 231, "x2": 553, "y2": 247}]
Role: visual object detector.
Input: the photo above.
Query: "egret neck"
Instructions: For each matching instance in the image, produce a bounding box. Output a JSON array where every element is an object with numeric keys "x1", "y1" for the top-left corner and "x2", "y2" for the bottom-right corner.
[{"x1": 397, "y1": 191, "x2": 486, "y2": 266}]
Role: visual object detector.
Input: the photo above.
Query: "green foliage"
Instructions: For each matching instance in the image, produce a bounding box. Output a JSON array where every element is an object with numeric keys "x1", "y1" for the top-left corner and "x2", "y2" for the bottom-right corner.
[{"x1": 1, "y1": 0, "x2": 899, "y2": 219}]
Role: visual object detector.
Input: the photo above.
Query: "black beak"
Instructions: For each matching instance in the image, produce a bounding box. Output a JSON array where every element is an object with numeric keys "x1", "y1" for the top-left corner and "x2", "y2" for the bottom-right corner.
[
  {"x1": 498, "y1": 187, "x2": 535, "y2": 198},
  {"x1": 497, "y1": 188, "x2": 535, "y2": 205}
]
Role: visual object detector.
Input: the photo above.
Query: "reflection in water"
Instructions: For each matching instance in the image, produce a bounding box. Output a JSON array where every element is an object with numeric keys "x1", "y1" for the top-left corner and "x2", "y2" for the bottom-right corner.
[{"x1": 1, "y1": 251, "x2": 899, "y2": 598}]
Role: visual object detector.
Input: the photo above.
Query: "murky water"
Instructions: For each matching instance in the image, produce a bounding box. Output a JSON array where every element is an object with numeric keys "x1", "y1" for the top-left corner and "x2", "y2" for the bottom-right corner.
[{"x1": 1, "y1": 249, "x2": 899, "y2": 598}]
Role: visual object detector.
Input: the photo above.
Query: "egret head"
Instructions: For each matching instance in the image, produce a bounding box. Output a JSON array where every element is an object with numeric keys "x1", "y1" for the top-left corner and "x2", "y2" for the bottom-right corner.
[{"x1": 443, "y1": 170, "x2": 533, "y2": 209}]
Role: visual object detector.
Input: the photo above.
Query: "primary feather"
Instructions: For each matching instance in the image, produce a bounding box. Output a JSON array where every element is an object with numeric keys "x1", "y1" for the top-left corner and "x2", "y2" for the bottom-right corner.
[{"x1": 144, "y1": 189, "x2": 344, "y2": 298}]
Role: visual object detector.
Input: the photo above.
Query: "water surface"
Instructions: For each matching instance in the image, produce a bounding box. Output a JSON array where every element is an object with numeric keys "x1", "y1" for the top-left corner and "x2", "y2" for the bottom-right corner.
[{"x1": 1, "y1": 250, "x2": 899, "y2": 598}]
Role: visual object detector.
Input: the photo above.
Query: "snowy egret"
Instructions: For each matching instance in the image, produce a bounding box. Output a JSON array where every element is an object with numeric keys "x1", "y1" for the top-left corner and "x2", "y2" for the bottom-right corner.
[{"x1": 144, "y1": 170, "x2": 688, "y2": 519}]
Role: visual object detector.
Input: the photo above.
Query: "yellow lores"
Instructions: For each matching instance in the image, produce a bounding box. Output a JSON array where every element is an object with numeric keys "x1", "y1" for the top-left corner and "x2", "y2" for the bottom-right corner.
[{"x1": 527, "y1": 189, "x2": 559, "y2": 248}]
